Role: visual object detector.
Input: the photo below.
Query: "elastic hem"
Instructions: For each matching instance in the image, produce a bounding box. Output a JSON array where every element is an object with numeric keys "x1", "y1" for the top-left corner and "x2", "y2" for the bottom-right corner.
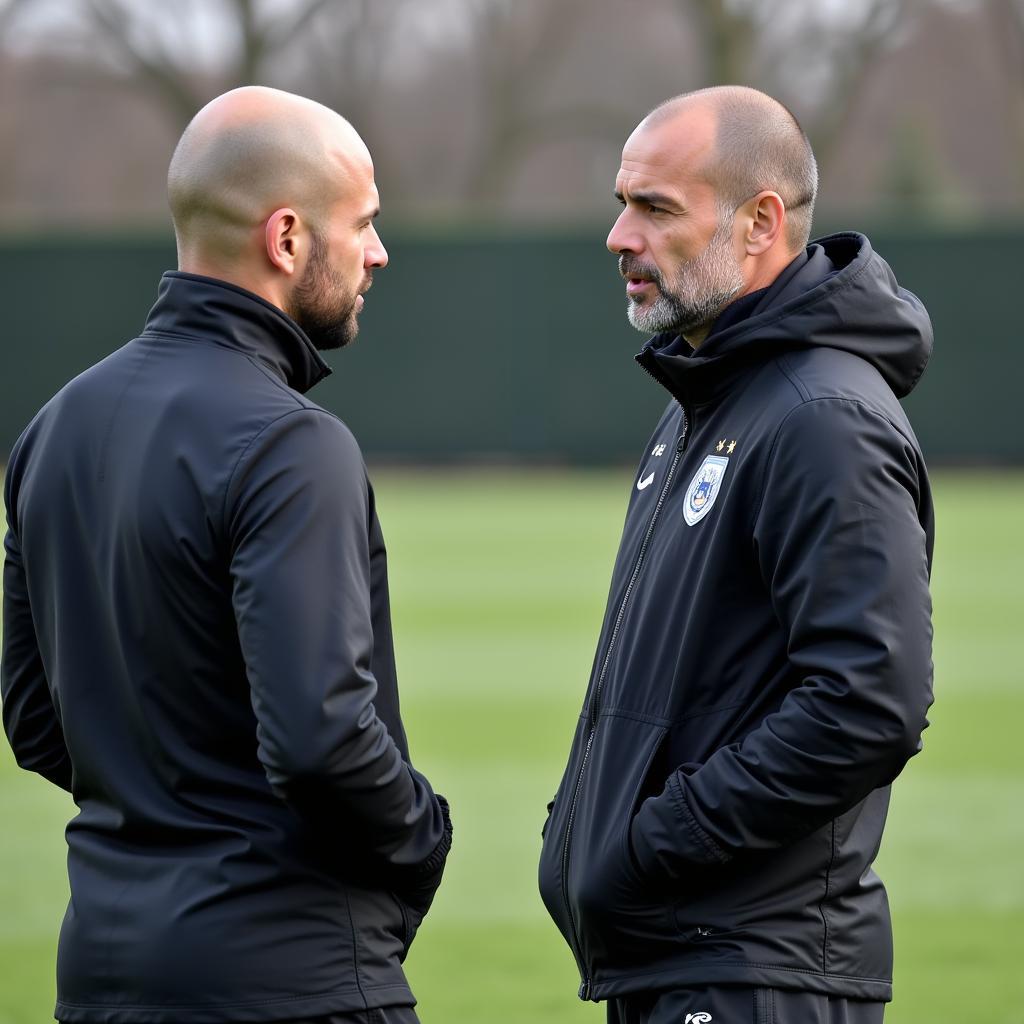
[
  {"x1": 54, "y1": 982, "x2": 414, "y2": 1024},
  {"x1": 671, "y1": 774, "x2": 731, "y2": 865},
  {"x1": 588, "y1": 961, "x2": 892, "y2": 1004},
  {"x1": 414, "y1": 799, "x2": 453, "y2": 877}
]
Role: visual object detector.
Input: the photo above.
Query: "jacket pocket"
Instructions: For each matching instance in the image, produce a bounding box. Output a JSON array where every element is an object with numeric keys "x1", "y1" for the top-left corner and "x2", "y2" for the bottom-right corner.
[
  {"x1": 389, "y1": 891, "x2": 421, "y2": 961},
  {"x1": 538, "y1": 715, "x2": 590, "y2": 950},
  {"x1": 565, "y1": 714, "x2": 676, "y2": 974},
  {"x1": 541, "y1": 798, "x2": 555, "y2": 839},
  {"x1": 344, "y1": 885, "x2": 410, "y2": 988}
]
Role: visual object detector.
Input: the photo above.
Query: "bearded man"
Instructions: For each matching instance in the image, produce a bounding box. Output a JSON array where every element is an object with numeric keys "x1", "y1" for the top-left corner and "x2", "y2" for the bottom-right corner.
[
  {"x1": 2, "y1": 87, "x2": 451, "y2": 1024},
  {"x1": 538, "y1": 86, "x2": 934, "y2": 1024}
]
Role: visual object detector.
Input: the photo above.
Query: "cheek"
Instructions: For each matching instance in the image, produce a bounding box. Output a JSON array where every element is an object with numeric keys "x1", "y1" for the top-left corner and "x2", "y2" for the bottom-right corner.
[
  {"x1": 328, "y1": 238, "x2": 365, "y2": 283},
  {"x1": 667, "y1": 227, "x2": 711, "y2": 266},
  {"x1": 327, "y1": 227, "x2": 362, "y2": 262},
  {"x1": 652, "y1": 233, "x2": 690, "y2": 271}
]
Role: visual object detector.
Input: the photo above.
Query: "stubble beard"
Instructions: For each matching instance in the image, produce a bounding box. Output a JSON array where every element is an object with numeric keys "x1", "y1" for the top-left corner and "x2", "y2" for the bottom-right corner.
[
  {"x1": 289, "y1": 229, "x2": 362, "y2": 352},
  {"x1": 622, "y1": 215, "x2": 744, "y2": 338}
]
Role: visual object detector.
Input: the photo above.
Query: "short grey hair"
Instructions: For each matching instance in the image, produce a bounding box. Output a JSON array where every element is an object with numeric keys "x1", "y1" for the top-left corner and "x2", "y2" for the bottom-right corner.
[{"x1": 649, "y1": 86, "x2": 818, "y2": 251}]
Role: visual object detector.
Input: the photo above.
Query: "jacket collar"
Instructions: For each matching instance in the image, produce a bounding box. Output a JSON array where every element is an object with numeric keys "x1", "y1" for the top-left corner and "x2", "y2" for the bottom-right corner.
[
  {"x1": 634, "y1": 233, "x2": 932, "y2": 409},
  {"x1": 635, "y1": 250, "x2": 814, "y2": 410},
  {"x1": 142, "y1": 271, "x2": 331, "y2": 394}
]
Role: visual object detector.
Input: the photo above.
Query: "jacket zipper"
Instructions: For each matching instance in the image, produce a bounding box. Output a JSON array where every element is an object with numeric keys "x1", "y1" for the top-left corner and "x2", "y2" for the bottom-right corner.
[{"x1": 560, "y1": 422, "x2": 689, "y2": 1001}]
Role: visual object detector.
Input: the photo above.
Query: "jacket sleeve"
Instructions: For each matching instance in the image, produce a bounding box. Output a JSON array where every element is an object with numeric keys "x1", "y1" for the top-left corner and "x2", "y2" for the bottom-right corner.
[
  {"x1": 631, "y1": 397, "x2": 933, "y2": 873},
  {"x1": 2, "y1": 469, "x2": 74, "y2": 792},
  {"x1": 226, "y1": 408, "x2": 448, "y2": 877}
]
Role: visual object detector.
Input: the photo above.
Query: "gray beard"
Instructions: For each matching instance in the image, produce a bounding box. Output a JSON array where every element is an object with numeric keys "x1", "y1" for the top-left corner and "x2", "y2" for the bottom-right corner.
[{"x1": 625, "y1": 219, "x2": 744, "y2": 337}]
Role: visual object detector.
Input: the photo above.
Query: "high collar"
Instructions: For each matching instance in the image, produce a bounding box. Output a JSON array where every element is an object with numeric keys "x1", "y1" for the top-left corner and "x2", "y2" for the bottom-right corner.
[
  {"x1": 142, "y1": 272, "x2": 331, "y2": 395},
  {"x1": 635, "y1": 233, "x2": 932, "y2": 410}
]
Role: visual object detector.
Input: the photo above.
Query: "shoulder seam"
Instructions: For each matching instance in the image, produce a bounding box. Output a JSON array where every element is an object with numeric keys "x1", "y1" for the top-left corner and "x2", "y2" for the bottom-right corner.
[
  {"x1": 749, "y1": 396, "x2": 916, "y2": 535},
  {"x1": 776, "y1": 352, "x2": 812, "y2": 402},
  {"x1": 220, "y1": 406, "x2": 344, "y2": 535},
  {"x1": 141, "y1": 332, "x2": 322, "y2": 410}
]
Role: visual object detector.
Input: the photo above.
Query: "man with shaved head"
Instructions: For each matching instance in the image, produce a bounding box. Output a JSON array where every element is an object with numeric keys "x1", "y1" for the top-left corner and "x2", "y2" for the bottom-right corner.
[
  {"x1": 539, "y1": 86, "x2": 934, "y2": 1023},
  {"x1": 3, "y1": 87, "x2": 450, "y2": 1024}
]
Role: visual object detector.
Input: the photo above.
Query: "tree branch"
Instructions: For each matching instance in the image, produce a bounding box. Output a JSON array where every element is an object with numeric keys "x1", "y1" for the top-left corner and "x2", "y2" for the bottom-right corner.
[
  {"x1": 266, "y1": 0, "x2": 336, "y2": 53},
  {"x1": 83, "y1": 0, "x2": 204, "y2": 127},
  {"x1": 808, "y1": 0, "x2": 912, "y2": 176}
]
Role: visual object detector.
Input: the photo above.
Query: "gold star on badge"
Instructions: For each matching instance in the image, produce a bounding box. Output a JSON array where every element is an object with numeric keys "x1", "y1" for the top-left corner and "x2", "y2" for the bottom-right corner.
[
  {"x1": 715, "y1": 439, "x2": 726, "y2": 452},
  {"x1": 727, "y1": 440, "x2": 737, "y2": 454}
]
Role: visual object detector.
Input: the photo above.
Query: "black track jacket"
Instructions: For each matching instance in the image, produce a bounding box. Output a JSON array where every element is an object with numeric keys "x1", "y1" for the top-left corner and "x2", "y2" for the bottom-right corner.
[
  {"x1": 538, "y1": 234, "x2": 934, "y2": 1003},
  {"x1": 2, "y1": 273, "x2": 451, "y2": 1022}
]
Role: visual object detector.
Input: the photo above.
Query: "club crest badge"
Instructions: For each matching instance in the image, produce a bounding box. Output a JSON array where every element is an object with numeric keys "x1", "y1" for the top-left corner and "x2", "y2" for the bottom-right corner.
[{"x1": 683, "y1": 455, "x2": 729, "y2": 526}]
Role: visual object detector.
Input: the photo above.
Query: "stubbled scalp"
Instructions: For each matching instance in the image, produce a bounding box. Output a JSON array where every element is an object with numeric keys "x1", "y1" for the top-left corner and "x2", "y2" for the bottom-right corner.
[
  {"x1": 167, "y1": 86, "x2": 369, "y2": 268},
  {"x1": 643, "y1": 86, "x2": 818, "y2": 250}
]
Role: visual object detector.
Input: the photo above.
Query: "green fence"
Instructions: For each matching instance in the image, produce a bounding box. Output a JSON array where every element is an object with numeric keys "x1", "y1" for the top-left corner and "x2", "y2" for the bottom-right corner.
[{"x1": 1, "y1": 226, "x2": 1018, "y2": 463}]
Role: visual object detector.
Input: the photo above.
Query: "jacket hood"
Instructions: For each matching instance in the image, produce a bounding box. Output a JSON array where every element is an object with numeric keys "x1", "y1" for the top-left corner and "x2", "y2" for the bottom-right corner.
[
  {"x1": 638, "y1": 232, "x2": 932, "y2": 404},
  {"x1": 143, "y1": 271, "x2": 331, "y2": 394}
]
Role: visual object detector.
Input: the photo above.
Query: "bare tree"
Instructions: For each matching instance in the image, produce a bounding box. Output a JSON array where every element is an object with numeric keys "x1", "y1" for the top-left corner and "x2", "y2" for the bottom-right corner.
[
  {"x1": 0, "y1": 0, "x2": 1013, "y2": 225},
  {"x1": 679, "y1": 0, "x2": 755, "y2": 87},
  {"x1": 793, "y1": 0, "x2": 915, "y2": 175},
  {"x1": 2, "y1": 0, "x2": 415, "y2": 197},
  {"x1": 0, "y1": 1, "x2": 24, "y2": 211},
  {"x1": 458, "y1": 0, "x2": 629, "y2": 203},
  {"x1": 8, "y1": 0, "x2": 341, "y2": 131},
  {"x1": 991, "y1": 0, "x2": 1024, "y2": 194},
  {"x1": 668, "y1": 0, "x2": 917, "y2": 172},
  {"x1": 292, "y1": 0, "x2": 412, "y2": 196}
]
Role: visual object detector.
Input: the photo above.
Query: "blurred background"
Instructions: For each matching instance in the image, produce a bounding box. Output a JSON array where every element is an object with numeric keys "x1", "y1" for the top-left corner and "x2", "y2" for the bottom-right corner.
[{"x1": 0, "y1": 0, "x2": 1022, "y2": 1022}]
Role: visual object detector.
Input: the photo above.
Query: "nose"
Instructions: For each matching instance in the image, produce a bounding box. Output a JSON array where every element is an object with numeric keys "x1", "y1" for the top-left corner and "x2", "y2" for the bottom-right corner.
[
  {"x1": 366, "y1": 225, "x2": 388, "y2": 270},
  {"x1": 606, "y1": 209, "x2": 640, "y2": 256}
]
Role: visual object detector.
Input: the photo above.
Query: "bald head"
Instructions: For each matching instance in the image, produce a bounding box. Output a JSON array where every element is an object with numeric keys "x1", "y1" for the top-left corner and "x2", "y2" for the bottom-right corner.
[
  {"x1": 167, "y1": 86, "x2": 371, "y2": 269},
  {"x1": 643, "y1": 86, "x2": 818, "y2": 251}
]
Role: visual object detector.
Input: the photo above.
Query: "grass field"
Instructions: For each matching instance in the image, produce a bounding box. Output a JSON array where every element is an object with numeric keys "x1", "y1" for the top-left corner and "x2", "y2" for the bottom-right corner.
[{"x1": 1, "y1": 469, "x2": 1022, "y2": 1024}]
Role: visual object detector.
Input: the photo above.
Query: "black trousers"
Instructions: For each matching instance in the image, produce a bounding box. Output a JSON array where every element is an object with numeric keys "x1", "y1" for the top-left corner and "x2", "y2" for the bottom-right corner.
[
  {"x1": 322, "y1": 1011, "x2": 419, "y2": 1024},
  {"x1": 607, "y1": 986, "x2": 884, "y2": 1024},
  {"x1": 76, "y1": 1008, "x2": 420, "y2": 1024},
  {"x1": 256, "y1": 1009, "x2": 419, "y2": 1024}
]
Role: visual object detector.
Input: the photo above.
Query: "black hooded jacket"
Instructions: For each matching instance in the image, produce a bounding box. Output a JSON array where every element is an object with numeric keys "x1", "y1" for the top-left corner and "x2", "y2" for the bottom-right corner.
[
  {"x1": 538, "y1": 233, "x2": 934, "y2": 1003},
  {"x1": 2, "y1": 273, "x2": 451, "y2": 1023}
]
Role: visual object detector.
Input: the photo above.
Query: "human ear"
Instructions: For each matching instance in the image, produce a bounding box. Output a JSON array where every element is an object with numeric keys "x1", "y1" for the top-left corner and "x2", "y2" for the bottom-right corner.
[
  {"x1": 742, "y1": 191, "x2": 786, "y2": 256},
  {"x1": 265, "y1": 208, "x2": 301, "y2": 275}
]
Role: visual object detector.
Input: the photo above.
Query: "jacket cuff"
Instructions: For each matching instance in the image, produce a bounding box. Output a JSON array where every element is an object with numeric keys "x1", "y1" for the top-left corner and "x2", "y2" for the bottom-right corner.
[
  {"x1": 669, "y1": 774, "x2": 731, "y2": 866},
  {"x1": 414, "y1": 794, "x2": 453, "y2": 878},
  {"x1": 631, "y1": 775, "x2": 731, "y2": 881}
]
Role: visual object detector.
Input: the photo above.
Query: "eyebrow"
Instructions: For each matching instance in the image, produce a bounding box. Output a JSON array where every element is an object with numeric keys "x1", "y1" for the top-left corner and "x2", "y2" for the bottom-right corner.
[
  {"x1": 614, "y1": 189, "x2": 679, "y2": 210},
  {"x1": 356, "y1": 205, "x2": 380, "y2": 224}
]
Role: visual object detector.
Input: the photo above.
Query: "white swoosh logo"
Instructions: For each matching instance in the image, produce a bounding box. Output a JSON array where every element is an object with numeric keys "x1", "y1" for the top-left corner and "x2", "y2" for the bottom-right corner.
[{"x1": 637, "y1": 472, "x2": 655, "y2": 491}]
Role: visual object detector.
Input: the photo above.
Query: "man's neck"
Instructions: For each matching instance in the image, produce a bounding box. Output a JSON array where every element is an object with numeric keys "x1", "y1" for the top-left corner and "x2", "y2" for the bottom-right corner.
[{"x1": 681, "y1": 323, "x2": 712, "y2": 350}]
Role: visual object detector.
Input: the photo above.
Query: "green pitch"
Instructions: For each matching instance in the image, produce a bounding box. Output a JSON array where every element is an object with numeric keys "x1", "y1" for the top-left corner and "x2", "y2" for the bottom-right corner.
[{"x1": 1, "y1": 469, "x2": 1021, "y2": 1024}]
